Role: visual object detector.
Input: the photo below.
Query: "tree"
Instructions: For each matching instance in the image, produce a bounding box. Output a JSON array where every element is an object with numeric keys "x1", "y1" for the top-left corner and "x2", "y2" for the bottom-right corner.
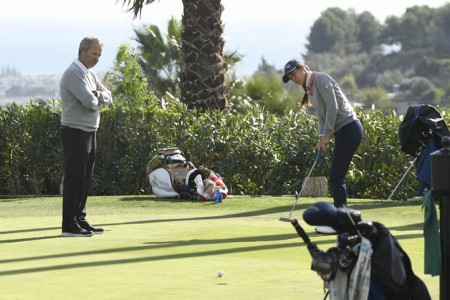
[
  {"x1": 307, "y1": 8, "x2": 383, "y2": 56},
  {"x1": 5, "y1": 85, "x2": 26, "y2": 97},
  {"x1": 107, "y1": 44, "x2": 151, "y2": 105},
  {"x1": 244, "y1": 58, "x2": 301, "y2": 115},
  {"x1": 340, "y1": 74, "x2": 360, "y2": 103},
  {"x1": 307, "y1": 8, "x2": 360, "y2": 55},
  {"x1": 356, "y1": 12, "x2": 382, "y2": 53},
  {"x1": 400, "y1": 76, "x2": 437, "y2": 104},
  {"x1": 381, "y1": 5, "x2": 437, "y2": 51},
  {"x1": 435, "y1": 3, "x2": 450, "y2": 55},
  {"x1": 361, "y1": 87, "x2": 393, "y2": 111},
  {"x1": 120, "y1": 0, "x2": 229, "y2": 111},
  {"x1": 134, "y1": 17, "x2": 182, "y2": 98}
]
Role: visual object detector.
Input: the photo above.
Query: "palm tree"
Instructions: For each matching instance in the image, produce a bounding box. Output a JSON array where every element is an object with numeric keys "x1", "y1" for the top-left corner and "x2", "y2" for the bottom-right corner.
[
  {"x1": 134, "y1": 17, "x2": 182, "y2": 98},
  {"x1": 120, "y1": 0, "x2": 229, "y2": 111}
]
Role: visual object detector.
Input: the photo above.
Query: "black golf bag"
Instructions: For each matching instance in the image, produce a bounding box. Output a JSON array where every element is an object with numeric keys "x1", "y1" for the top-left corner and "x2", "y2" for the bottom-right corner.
[
  {"x1": 398, "y1": 104, "x2": 449, "y2": 195},
  {"x1": 290, "y1": 201, "x2": 431, "y2": 300}
]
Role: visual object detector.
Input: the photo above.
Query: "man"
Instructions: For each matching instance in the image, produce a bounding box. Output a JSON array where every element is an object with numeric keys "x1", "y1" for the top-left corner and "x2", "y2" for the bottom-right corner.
[{"x1": 60, "y1": 36, "x2": 112, "y2": 237}]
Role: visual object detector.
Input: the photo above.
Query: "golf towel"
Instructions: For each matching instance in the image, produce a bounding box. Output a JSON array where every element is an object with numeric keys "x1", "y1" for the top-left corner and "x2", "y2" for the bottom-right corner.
[
  {"x1": 328, "y1": 269, "x2": 348, "y2": 300},
  {"x1": 328, "y1": 237, "x2": 372, "y2": 300},
  {"x1": 423, "y1": 190, "x2": 442, "y2": 276},
  {"x1": 347, "y1": 237, "x2": 372, "y2": 300}
]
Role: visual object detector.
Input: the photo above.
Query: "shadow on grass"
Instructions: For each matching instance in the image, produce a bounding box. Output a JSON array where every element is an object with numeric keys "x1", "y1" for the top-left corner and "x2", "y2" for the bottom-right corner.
[
  {"x1": 0, "y1": 226, "x2": 59, "y2": 235},
  {"x1": 389, "y1": 222, "x2": 424, "y2": 231},
  {"x1": 0, "y1": 216, "x2": 426, "y2": 277},
  {"x1": 0, "y1": 194, "x2": 426, "y2": 276},
  {"x1": 0, "y1": 233, "x2": 305, "y2": 262},
  {"x1": 120, "y1": 195, "x2": 420, "y2": 206},
  {"x1": 346, "y1": 200, "x2": 422, "y2": 211},
  {"x1": 1, "y1": 235, "x2": 60, "y2": 243},
  {"x1": 0, "y1": 198, "x2": 29, "y2": 203},
  {"x1": 0, "y1": 225, "x2": 426, "y2": 277},
  {"x1": 121, "y1": 196, "x2": 200, "y2": 203},
  {"x1": 0, "y1": 199, "x2": 426, "y2": 240},
  {"x1": 0, "y1": 205, "x2": 301, "y2": 235},
  {"x1": 0, "y1": 232, "x2": 337, "y2": 276}
]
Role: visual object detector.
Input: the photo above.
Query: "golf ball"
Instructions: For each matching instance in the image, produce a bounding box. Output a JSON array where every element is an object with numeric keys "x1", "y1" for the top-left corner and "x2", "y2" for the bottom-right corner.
[{"x1": 217, "y1": 270, "x2": 224, "y2": 277}]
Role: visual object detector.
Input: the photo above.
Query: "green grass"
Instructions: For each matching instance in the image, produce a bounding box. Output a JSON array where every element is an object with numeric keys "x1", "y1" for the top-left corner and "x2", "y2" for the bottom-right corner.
[{"x1": 0, "y1": 196, "x2": 439, "y2": 299}]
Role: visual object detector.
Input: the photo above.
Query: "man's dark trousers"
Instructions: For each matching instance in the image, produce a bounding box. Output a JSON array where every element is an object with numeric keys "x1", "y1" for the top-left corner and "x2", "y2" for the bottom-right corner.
[{"x1": 61, "y1": 126, "x2": 96, "y2": 230}]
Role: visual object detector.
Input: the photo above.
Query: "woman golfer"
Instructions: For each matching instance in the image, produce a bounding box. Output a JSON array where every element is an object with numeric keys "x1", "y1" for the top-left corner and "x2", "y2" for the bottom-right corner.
[{"x1": 282, "y1": 59, "x2": 363, "y2": 225}]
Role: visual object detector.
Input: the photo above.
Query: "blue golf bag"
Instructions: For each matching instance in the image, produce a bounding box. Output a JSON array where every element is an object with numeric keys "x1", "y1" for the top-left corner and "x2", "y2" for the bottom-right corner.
[{"x1": 398, "y1": 105, "x2": 449, "y2": 195}]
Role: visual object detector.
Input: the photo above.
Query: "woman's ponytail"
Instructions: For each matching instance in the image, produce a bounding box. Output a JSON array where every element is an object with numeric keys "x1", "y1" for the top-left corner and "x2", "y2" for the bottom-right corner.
[{"x1": 300, "y1": 64, "x2": 312, "y2": 107}]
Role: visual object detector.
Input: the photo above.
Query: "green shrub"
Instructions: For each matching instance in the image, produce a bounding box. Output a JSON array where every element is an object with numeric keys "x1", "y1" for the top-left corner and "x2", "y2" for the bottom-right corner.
[
  {"x1": 0, "y1": 100, "x2": 62, "y2": 195},
  {"x1": 1, "y1": 98, "x2": 447, "y2": 199},
  {"x1": 351, "y1": 109, "x2": 417, "y2": 199}
]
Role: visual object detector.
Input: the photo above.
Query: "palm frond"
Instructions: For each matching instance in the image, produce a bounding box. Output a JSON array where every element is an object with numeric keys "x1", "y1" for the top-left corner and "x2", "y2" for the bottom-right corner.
[{"x1": 117, "y1": 0, "x2": 159, "y2": 19}]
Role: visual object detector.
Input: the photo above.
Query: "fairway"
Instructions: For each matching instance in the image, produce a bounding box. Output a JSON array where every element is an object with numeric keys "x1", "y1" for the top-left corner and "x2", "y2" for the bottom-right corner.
[{"x1": 0, "y1": 196, "x2": 439, "y2": 299}]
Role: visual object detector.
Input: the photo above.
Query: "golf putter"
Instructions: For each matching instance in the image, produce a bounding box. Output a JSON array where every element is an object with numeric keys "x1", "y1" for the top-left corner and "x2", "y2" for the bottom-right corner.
[
  {"x1": 280, "y1": 149, "x2": 322, "y2": 222},
  {"x1": 386, "y1": 156, "x2": 417, "y2": 202}
]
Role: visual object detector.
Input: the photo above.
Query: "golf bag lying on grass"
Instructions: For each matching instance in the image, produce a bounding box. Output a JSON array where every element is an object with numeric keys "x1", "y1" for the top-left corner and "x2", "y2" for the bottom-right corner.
[
  {"x1": 398, "y1": 104, "x2": 449, "y2": 195},
  {"x1": 146, "y1": 147, "x2": 228, "y2": 200},
  {"x1": 289, "y1": 201, "x2": 431, "y2": 300}
]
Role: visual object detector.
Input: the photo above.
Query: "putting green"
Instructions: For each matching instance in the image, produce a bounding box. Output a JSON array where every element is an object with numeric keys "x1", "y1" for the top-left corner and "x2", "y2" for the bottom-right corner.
[{"x1": 0, "y1": 196, "x2": 439, "y2": 299}]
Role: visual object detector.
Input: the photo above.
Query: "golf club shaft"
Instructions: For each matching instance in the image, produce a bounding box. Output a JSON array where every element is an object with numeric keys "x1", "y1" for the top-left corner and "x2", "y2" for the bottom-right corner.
[
  {"x1": 290, "y1": 219, "x2": 311, "y2": 244},
  {"x1": 386, "y1": 156, "x2": 417, "y2": 202},
  {"x1": 287, "y1": 149, "x2": 322, "y2": 218}
]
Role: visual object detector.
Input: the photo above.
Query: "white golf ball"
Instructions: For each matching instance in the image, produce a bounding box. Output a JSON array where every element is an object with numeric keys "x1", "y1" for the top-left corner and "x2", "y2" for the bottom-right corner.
[{"x1": 217, "y1": 270, "x2": 224, "y2": 277}]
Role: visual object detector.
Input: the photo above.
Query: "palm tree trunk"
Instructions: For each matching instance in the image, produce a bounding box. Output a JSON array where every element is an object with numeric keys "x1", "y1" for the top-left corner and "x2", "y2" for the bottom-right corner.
[{"x1": 179, "y1": 0, "x2": 229, "y2": 111}]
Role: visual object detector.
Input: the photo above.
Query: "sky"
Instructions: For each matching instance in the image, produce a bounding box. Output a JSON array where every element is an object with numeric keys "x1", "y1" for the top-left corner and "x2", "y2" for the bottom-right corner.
[{"x1": 1, "y1": 0, "x2": 449, "y2": 78}]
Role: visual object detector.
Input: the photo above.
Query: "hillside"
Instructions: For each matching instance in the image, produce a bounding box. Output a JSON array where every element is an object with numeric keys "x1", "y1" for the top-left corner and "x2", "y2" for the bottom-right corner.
[{"x1": 0, "y1": 73, "x2": 61, "y2": 106}]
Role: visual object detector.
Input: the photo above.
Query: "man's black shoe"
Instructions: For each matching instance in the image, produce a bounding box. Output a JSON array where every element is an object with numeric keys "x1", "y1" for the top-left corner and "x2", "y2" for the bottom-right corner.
[
  {"x1": 62, "y1": 226, "x2": 93, "y2": 237},
  {"x1": 79, "y1": 221, "x2": 104, "y2": 234}
]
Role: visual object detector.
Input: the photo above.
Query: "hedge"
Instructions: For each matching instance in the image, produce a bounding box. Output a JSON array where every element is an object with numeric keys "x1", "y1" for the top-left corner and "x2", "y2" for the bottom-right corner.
[{"x1": 2, "y1": 96, "x2": 448, "y2": 200}]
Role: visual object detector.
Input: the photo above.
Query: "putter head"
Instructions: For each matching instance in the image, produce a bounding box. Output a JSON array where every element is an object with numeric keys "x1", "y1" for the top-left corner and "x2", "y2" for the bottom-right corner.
[{"x1": 279, "y1": 216, "x2": 294, "y2": 223}]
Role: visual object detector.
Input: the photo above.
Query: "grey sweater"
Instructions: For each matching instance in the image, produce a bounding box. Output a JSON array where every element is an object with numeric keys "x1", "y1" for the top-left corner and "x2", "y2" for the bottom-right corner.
[
  {"x1": 60, "y1": 60, "x2": 112, "y2": 132},
  {"x1": 307, "y1": 72, "x2": 357, "y2": 136}
]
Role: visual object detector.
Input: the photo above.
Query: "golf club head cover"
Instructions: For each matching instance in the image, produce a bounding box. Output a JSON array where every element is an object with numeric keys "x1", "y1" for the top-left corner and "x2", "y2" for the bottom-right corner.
[
  {"x1": 355, "y1": 221, "x2": 380, "y2": 246},
  {"x1": 335, "y1": 207, "x2": 362, "y2": 233},
  {"x1": 302, "y1": 201, "x2": 342, "y2": 232}
]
